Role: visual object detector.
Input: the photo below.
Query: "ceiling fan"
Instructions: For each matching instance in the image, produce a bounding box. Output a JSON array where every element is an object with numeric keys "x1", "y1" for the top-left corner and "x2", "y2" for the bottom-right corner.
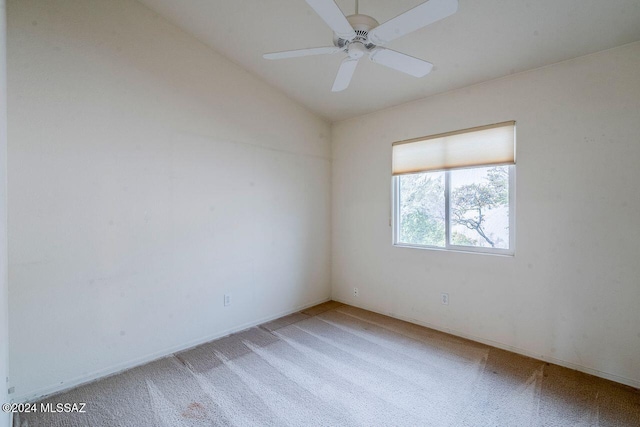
[{"x1": 263, "y1": 0, "x2": 458, "y2": 92}]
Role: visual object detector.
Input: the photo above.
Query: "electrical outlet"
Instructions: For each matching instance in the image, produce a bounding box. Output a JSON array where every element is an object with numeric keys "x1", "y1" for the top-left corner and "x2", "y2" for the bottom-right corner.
[
  {"x1": 353, "y1": 287, "x2": 359, "y2": 297},
  {"x1": 441, "y1": 293, "x2": 449, "y2": 305},
  {"x1": 224, "y1": 294, "x2": 231, "y2": 307}
]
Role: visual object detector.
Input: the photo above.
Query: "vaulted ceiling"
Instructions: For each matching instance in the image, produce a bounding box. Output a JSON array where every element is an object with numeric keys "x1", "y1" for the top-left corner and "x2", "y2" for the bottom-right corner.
[{"x1": 138, "y1": 0, "x2": 640, "y2": 122}]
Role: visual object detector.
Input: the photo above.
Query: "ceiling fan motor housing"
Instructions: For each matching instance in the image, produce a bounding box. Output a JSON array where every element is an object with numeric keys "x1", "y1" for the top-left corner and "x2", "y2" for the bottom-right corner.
[{"x1": 333, "y1": 14, "x2": 379, "y2": 49}]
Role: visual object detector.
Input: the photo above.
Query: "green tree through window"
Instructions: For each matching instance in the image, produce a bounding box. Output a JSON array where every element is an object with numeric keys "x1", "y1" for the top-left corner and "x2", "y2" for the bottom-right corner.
[{"x1": 397, "y1": 165, "x2": 511, "y2": 252}]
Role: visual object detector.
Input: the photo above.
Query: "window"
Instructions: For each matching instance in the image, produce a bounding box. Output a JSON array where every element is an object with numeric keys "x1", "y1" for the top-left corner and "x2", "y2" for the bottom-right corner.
[{"x1": 392, "y1": 122, "x2": 515, "y2": 255}]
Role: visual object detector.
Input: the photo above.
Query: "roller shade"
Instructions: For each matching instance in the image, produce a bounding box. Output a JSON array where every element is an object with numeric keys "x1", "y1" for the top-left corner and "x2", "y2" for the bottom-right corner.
[{"x1": 392, "y1": 121, "x2": 516, "y2": 175}]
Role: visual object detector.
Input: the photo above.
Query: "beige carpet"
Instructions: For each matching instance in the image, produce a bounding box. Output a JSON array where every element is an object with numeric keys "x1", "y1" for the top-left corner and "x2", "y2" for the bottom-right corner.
[{"x1": 14, "y1": 302, "x2": 640, "y2": 426}]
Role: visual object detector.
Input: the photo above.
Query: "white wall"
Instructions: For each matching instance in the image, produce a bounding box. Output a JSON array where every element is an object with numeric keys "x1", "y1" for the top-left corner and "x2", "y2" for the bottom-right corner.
[
  {"x1": 1, "y1": 0, "x2": 9, "y2": 425},
  {"x1": 8, "y1": 0, "x2": 331, "y2": 401},
  {"x1": 332, "y1": 41, "x2": 640, "y2": 388}
]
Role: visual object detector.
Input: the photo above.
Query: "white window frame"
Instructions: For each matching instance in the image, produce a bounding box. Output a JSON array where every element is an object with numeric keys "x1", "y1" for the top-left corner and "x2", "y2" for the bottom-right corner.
[{"x1": 392, "y1": 165, "x2": 516, "y2": 256}]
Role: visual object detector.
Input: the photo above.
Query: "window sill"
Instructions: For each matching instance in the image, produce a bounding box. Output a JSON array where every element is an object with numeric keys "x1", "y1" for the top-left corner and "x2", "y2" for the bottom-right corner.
[{"x1": 393, "y1": 243, "x2": 515, "y2": 257}]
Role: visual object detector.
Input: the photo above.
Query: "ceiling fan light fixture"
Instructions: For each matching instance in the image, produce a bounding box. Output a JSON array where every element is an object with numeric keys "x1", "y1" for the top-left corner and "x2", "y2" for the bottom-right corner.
[
  {"x1": 263, "y1": 0, "x2": 458, "y2": 91},
  {"x1": 347, "y1": 41, "x2": 367, "y2": 60}
]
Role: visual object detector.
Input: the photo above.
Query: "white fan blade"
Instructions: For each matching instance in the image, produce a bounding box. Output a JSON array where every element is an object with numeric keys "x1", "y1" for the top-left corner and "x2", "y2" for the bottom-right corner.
[
  {"x1": 263, "y1": 46, "x2": 342, "y2": 60},
  {"x1": 305, "y1": 0, "x2": 357, "y2": 41},
  {"x1": 368, "y1": 0, "x2": 458, "y2": 46},
  {"x1": 332, "y1": 57, "x2": 359, "y2": 92},
  {"x1": 369, "y1": 48, "x2": 433, "y2": 77}
]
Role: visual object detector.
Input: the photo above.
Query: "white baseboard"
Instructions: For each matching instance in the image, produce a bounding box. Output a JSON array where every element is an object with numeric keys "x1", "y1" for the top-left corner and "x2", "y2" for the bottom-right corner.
[
  {"x1": 13, "y1": 296, "x2": 331, "y2": 403},
  {"x1": 331, "y1": 297, "x2": 640, "y2": 390}
]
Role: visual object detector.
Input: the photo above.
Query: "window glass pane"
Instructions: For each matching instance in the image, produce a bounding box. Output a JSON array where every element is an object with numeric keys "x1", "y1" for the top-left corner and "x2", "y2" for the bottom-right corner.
[
  {"x1": 449, "y1": 166, "x2": 510, "y2": 249},
  {"x1": 398, "y1": 172, "x2": 445, "y2": 247}
]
